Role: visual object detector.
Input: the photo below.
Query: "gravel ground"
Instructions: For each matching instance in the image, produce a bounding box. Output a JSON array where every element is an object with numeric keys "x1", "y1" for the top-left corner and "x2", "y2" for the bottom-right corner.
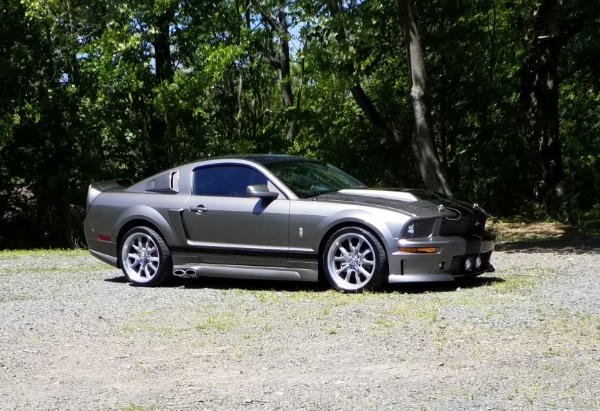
[{"x1": 0, "y1": 246, "x2": 599, "y2": 410}]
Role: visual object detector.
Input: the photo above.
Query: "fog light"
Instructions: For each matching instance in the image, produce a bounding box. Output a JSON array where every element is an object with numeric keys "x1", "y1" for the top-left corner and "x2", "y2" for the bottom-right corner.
[
  {"x1": 475, "y1": 255, "x2": 483, "y2": 270},
  {"x1": 464, "y1": 256, "x2": 474, "y2": 272}
]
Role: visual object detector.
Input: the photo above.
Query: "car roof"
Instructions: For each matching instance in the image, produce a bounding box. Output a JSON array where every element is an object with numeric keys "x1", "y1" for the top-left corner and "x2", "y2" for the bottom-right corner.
[{"x1": 208, "y1": 154, "x2": 321, "y2": 166}]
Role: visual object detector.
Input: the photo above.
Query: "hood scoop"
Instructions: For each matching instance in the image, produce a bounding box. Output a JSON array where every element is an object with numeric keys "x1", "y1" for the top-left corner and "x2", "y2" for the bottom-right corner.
[{"x1": 338, "y1": 189, "x2": 419, "y2": 203}]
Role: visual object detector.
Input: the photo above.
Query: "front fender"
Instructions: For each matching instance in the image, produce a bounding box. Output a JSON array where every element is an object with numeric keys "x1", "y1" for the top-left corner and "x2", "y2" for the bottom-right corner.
[{"x1": 313, "y1": 208, "x2": 406, "y2": 252}]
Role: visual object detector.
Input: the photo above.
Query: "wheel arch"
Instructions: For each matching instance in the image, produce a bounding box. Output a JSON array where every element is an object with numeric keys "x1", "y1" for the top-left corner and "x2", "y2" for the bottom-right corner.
[
  {"x1": 116, "y1": 219, "x2": 166, "y2": 267},
  {"x1": 317, "y1": 221, "x2": 390, "y2": 282}
]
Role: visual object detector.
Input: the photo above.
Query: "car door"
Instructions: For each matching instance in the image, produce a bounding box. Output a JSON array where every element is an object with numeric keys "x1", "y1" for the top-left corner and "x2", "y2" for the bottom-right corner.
[{"x1": 181, "y1": 164, "x2": 290, "y2": 266}]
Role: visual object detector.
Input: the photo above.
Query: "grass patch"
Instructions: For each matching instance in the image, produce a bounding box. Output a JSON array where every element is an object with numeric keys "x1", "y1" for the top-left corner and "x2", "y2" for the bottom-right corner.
[
  {"x1": 195, "y1": 313, "x2": 237, "y2": 333},
  {"x1": 490, "y1": 267, "x2": 554, "y2": 293},
  {"x1": 253, "y1": 290, "x2": 282, "y2": 303},
  {"x1": 0, "y1": 294, "x2": 30, "y2": 303},
  {"x1": 0, "y1": 264, "x2": 110, "y2": 276},
  {"x1": 123, "y1": 311, "x2": 184, "y2": 334},
  {"x1": 386, "y1": 302, "x2": 440, "y2": 323},
  {"x1": 122, "y1": 323, "x2": 176, "y2": 335},
  {"x1": 491, "y1": 275, "x2": 537, "y2": 292},
  {"x1": 121, "y1": 404, "x2": 156, "y2": 411},
  {"x1": 138, "y1": 310, "x2": 161, "y2": 318},
  {"x1": 0, "y1": 249, "x2": 87, "y2": 258},
  {"x1": 284, "y1": 289, "x2": 375, "y2": 303},
  {"x1": 310, "y1": 306, "x2": 332, "y2": 318}
]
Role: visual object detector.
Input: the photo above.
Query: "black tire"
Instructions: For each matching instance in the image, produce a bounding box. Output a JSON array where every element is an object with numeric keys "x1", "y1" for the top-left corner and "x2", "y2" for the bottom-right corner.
[
  {"x1": 323, "y1": 226, "x2": 388, "y2": 292},
  {"x1": 119, "y1": 226, "x2": 172, "y2": 287}
]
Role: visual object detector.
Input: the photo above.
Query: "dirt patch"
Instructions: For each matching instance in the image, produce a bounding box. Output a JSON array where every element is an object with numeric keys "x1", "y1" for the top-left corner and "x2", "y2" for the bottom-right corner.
[
  {"x1": 489, "y1": 220, "x2": 600, "y2": 250},
  {"x1": 493, "y1": 221, "x2": 570, "y2": 240}
]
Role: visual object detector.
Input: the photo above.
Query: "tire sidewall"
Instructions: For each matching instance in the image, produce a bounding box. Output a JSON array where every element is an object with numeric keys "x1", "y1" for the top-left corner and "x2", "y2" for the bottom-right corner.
[
  {"x1": 323, "y1": 226, "x2": 388, "y2": 292},
  {"x1": 120, "y1": 226, "x2": 172, "y2": 287}
]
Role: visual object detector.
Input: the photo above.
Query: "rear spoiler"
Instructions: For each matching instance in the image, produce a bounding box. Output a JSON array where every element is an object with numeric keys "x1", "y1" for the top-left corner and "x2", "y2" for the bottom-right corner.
[{"x1": 85, "y1": 179, "x2": 133, "y2": 214}]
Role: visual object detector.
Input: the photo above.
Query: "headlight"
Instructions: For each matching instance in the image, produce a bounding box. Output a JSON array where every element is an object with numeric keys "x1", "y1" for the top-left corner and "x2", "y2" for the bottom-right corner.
[
  {"x1": 406, "y1": 222, "x2": 415, "y2": 237},
  {"x1": 401, "y1": 218, "x2": 435, "y2": 239}
]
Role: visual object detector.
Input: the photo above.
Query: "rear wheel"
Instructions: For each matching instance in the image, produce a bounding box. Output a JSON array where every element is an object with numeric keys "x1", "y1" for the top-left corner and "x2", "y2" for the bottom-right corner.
[
  {"x1": 120, "y1": 226, "x2": 172, "y2": 287},
  {"x1": 323, "y1": 227, "x2": 388, "y2": 292}
]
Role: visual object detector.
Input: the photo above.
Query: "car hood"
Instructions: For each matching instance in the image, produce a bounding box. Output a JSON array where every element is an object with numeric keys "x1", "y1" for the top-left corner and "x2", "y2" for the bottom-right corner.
[{"x1": 314, "y1": 188, "x2": 484, "y2": 219}]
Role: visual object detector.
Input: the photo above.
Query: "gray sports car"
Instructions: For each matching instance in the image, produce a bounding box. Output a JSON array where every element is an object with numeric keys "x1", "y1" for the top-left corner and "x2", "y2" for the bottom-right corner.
[{"x1": 84, "y1": 155, "x2": 495, "y2": 292}]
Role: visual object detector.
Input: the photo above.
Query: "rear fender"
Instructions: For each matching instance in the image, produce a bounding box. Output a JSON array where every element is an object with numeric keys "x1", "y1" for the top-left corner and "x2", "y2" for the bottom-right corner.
[
  {"x1": 86, "y1": 180, "x2": 132, "y2": 214},
  {"x1": 115, "y1": 205, "x2": 185, "y2": 247}
]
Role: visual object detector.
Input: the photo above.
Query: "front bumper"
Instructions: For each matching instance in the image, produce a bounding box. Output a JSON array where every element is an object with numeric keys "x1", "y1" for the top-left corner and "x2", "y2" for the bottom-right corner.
[{"x1": 386, "y1": 233, "x2": 495, "y2": 283}]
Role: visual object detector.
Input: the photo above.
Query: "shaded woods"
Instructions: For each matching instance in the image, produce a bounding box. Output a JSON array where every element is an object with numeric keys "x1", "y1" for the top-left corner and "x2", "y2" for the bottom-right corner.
[{"x1": 1, "y1": 0, "x2": 599, "y2": 248}]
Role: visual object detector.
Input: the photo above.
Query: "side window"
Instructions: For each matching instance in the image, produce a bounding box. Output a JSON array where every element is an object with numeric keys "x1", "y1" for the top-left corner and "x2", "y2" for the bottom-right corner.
[{"x1": 193, "y1": 165, "x2": 269, "y2": 197}]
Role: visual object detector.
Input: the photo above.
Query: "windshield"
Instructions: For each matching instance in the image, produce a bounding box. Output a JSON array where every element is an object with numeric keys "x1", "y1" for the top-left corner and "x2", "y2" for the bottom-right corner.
[{"x1": 266, "y1": 161, "x2": 366, "y2": 198}]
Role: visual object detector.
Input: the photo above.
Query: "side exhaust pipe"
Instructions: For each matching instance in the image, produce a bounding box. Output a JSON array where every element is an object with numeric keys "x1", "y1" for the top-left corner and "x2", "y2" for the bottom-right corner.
[{"x1": 173, "y1": 269, "x2": 199, "y2": 278}]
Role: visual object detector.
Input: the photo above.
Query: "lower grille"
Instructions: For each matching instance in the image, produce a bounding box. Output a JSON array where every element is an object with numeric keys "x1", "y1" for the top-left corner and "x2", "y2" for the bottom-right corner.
[{"x1": 448, "y1": 251, "x2": 492, "y2": 275}]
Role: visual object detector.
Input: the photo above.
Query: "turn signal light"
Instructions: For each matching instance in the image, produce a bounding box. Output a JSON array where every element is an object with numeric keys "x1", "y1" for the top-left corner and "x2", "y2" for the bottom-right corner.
[{"x1": 399, "y1": 247, "x2": 438, "y2": 253}]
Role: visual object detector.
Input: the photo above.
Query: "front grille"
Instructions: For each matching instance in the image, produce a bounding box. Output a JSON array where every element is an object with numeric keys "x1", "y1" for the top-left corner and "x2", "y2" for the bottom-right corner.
[{"x1": 439, "y1": 214, "x2": 486, "y2": 237}]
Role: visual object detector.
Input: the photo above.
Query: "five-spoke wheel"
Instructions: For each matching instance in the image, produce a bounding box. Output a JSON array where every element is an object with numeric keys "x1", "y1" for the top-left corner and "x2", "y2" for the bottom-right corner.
[
  {"x1": 323, "y1": 227, "x2": 388, "y2": 292},
  {"x1": 120, "y1": 226, "x2": 172, "y2": 286}
]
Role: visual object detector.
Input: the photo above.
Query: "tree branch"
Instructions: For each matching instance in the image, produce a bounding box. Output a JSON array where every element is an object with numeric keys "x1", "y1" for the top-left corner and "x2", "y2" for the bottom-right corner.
[
  {"x1": 250, "y1": 0, "x2": 282, "y2": 33},
  {"x1": 351, "y1": 84, "x2": 402, "y2": 143}
]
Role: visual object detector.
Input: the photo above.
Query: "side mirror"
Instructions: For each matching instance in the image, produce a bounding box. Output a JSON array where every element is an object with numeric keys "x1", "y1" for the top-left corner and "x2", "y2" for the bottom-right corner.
[{"x1": 246, "y1": 184, "x2": 279, "y2": 200}]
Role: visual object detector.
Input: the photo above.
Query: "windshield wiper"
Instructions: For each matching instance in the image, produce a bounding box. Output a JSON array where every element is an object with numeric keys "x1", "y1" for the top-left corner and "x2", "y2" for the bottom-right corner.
[{"x1": 311, "y1": 189, "x2": 339, "y2": 197}]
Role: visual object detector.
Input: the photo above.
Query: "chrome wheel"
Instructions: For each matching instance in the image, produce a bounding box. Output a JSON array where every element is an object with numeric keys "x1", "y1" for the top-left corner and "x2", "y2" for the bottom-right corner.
[
  {"x1": 326, "y1": 232, "x2": 377, "y2": 291},
  {"x1": 121, "y1": 227, "x2": 167, "y2": 285}
]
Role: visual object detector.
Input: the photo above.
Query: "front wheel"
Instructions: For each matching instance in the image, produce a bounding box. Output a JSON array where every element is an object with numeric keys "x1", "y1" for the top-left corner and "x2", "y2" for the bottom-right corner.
[
  {"x1": 120, "y1": 226, "x2": 172, "y2": 287},
  {"x1": 323, "y1": 227, "x2": 388, "y2": 292}
]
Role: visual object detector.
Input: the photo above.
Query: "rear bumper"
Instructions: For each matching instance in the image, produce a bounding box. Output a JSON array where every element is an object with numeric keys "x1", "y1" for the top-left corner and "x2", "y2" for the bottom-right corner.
[
  {"x1": 83, "y1": 216, "x2": 119, "y2": 268},
  {"x1": 386, "y1": 233, "x2": 495, "y2": 283}
]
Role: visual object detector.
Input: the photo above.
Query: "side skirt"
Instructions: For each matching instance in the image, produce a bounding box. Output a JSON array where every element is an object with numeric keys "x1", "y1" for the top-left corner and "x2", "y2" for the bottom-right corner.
[
  {"x1": 172, "y1": 263, "x2": 319, "y2": 282},
  {"x1": 90, "y1": 249, "x2": 119, "y2": 268}
]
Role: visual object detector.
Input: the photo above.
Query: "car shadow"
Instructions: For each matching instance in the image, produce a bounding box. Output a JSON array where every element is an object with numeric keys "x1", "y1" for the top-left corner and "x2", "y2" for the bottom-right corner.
[
  {"x1": 104, "y1": 275, "x2": 129, "y2": 283},
  {"x1": 104, "y1": 273, "x2": 504, "y2": 294},
  {"x1": 385, "y1": 276, "x2": 504, "y2": 294},
  {"x1": 166, "y1": 276, "x2": 331, "y2": 292}
]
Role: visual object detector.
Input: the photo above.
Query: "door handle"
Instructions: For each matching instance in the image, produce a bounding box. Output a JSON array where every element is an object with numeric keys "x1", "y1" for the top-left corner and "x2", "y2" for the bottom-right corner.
[{"x1": 189, "y1": 205, "x2": 208, "y2": 214}]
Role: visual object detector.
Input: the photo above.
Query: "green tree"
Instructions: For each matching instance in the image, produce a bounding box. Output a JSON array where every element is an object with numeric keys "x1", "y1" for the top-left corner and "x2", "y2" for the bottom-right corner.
[{"x1": 519, "y1": 0, "x2": 600, "y2": 216}]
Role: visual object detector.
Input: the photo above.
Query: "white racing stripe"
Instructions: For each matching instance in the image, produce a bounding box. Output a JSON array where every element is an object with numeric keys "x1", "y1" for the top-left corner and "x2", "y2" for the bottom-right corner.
[{"x1": 338, "y1": 189, "x2": 418, "y2": 202}]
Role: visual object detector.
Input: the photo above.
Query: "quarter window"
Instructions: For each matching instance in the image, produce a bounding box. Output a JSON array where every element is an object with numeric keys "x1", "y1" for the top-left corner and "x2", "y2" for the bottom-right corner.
[{"x1": 193, "y1": 165, "x2": 269, "y2": 197}]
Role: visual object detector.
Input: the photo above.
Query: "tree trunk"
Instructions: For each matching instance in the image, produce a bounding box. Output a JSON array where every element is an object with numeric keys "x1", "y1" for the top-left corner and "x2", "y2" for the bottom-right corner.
[
  {"x1": 277, "y1": 8, "x2": 296, "y2": 142},
  {"x1": 398, "y1": 0, "x2": 452, "y2": 196},
  {"x1": 149, "y1": 7, "x2": 176, "y2": 172},
  {"x1": 521, "y1": 0, "x2": 565, "y2": 216},
  {"x1": 252, "y1": 0, "x2": 298, "y2": 142}
]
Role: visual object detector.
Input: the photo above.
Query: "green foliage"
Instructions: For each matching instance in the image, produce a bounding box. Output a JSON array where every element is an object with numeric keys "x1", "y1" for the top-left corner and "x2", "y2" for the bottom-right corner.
[
  {"x1": 0, "y1": 0, "x2": 599, "y2": 248},
  {"x1": 560, "y1": 25, "x2": 600, "y2": 227}
]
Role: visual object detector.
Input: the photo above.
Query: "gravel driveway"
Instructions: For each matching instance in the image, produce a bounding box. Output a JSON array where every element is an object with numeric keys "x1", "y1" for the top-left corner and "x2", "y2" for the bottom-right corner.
[{"x1": 1, "y1": 246, "x2": 599, "y2": 410}]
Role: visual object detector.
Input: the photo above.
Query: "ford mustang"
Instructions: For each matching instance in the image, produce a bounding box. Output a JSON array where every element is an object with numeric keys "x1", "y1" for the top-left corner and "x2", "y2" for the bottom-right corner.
[{"x1": 84, "y1": 155, "x2": 495, "y2": 292}]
